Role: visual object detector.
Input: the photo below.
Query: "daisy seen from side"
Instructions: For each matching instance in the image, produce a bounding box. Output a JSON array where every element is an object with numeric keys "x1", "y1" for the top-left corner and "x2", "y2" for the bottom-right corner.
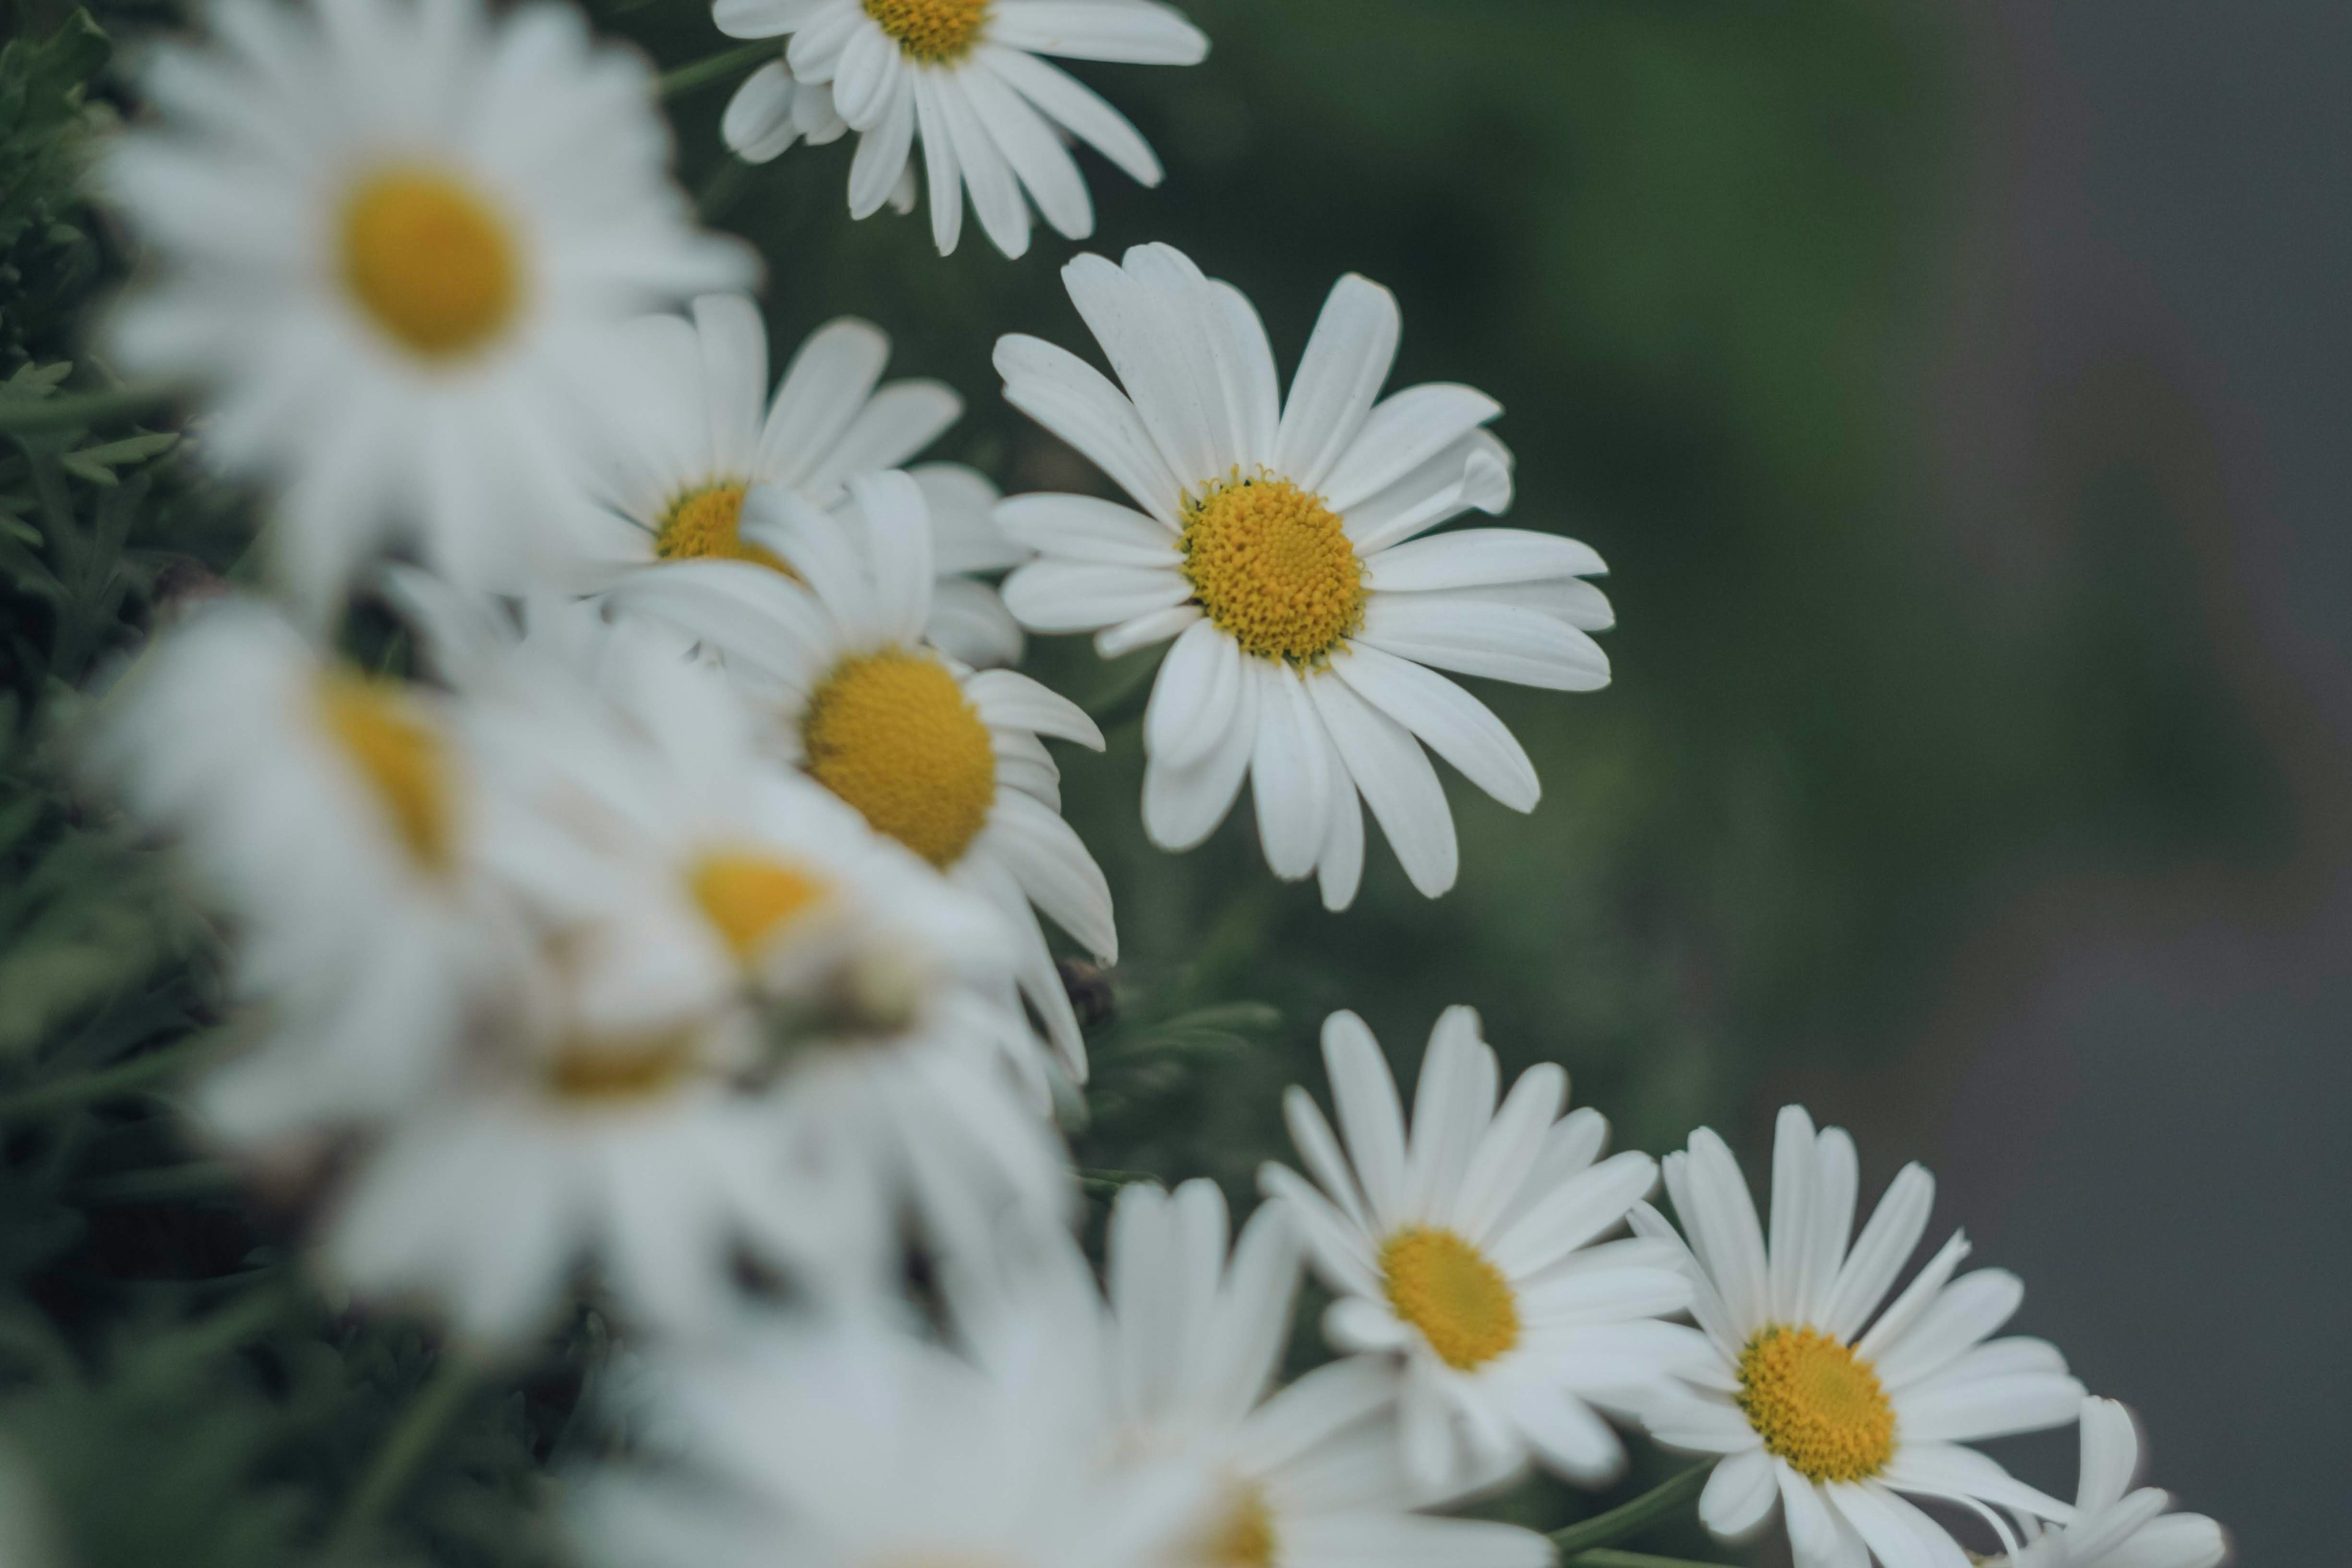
[
  {"x1": 1631, "y1": 1106, "x2": 2086, "y2": 1568},
  {"x1": 1994, "y1": 1399, "x2": 2227, "y2": 1568},
  {"x1": 91, "y1": 595, "x2": 508, "y2": 1140},
  {"x1": 105, "y1": 0, "x2": 753, "y2": 612},
  {"x1": 957, "y1": 1178, "x2": 1557, "y2": 1568},
  {"x1": 570, "y1": 292, "x2": 1031, "y2": 668},
  {"x1": 660, "y1": 470, "x2": 1117, "y2": 1077},
  {"x1": 1259, "y1": 1008, "x2": 1695, "y2": 1497},
  {"x1": 997, "y1": 244, "x2": 1613, "y2": 909},
  {"x1": 709, "y1": 0, "x2": 1208, "y2": 256}
]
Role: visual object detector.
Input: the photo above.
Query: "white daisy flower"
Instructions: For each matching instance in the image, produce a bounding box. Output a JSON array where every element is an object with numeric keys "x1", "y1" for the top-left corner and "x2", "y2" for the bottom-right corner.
[
  {"x1": 995, "y1": 244, "x2": 1612, "y2": 909},
  {"x1": 1632, "y1": 1106, "x2": 2085, "y2": 1568},
  {"x1": 91, "y1": 595, "x2": 510, "y2": 1139},
  {"x1": 1257, "y1": 1008, "x2": 1695, "y2": 1497},
  {"x1": 663, "y1": 469, "x2": 1116, "y2": 1078},
  {"x1": 1993, "y1": 1399, "x2": 2228, "y2": 1568},
  {"x1": 709, "y1": 0, "x2": 1208, "y2": 257},
  {"x1": 326, "y1": 604, "x2": 1068, "y2": 1341},
  {"x1": 571, "y1": 292, "x2": 1031, "y2": 669},
  {"x1": 576, "y1": 1314, "x2": 1205, "y2": 1568},
  {"x1": 106, "y1": 0, "x2": 753, "y2": 612},
  {"x1": 957, "y1": 1179, "x2": 1556, "y2": 1568}
]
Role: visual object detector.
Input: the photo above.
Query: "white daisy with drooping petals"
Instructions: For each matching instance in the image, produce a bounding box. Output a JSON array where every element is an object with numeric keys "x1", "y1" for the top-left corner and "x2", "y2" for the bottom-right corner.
[
  {"x1": 568, "y1": 293, "x2": 1030, "y2": 668},
  {"x1": 1631, "y1": 1106, "x2": 2086, "y2": 1568},
  {"x1": 1258, "y1": 1008, "x2": 1695, "y2": 1497},
  {"x1": 997, "y1": 245, "x2": 1613, "y2": 908},
  {"x1": 577, "y1": 1315, "x2": 1206, "y2": 1568},
  {"x1": 106, "y1": 0, "x2": 753, "y2": 612},
  {"x1": 1994, "y1": 1400, "x2": 2227, "y2": 1568},
  {"x1": 956, "y1": 1179, "x2": 1557, "y2": 1568},
  {"x1": 709, "y1": 0, "x2": 1208, "y2": 257},
  {"x1": 652, "y1": 470, "x2": 1116, "y2": 1077},
  {"x1": 91, "y1": 595, "x2": 513, "y2": 1139}
]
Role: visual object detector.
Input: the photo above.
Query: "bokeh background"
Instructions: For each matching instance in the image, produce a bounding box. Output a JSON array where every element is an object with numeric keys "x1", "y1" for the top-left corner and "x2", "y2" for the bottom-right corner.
[
  {"x1": 649, "y1": 0, "x2": 2347, "y2": 1556},
  {"x1": 0, "y1": 0, "x2": 2341, "y2": 1559}
]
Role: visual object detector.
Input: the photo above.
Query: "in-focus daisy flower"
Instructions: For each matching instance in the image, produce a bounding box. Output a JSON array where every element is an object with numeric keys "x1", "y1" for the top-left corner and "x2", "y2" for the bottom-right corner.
[
  {"x1": 92, "y1": 595, "x2": 510, "y2": 1138},
  {"x1": 709, "y1": 0, "x2": 1208, "y2": 257},
  {"x1": 957, "y1": 1179, "x2": 1556, "y2": 1568},
  {"x1": 997, "y1": 245, "x2": 1611, "y2": 908},
  {"x1": 1993, "y1": 1399, "x2": 2227, "y2": 1568},
  {"x1": 107, "y1": 0, "x2": 753, "y2": 612},
  {"x1": 1631, "y1": 1106, "x2": 2084, "y2": 1568},
  {"x1": 576, "y1": 1316, "x2": 1205, "y2": 1568},
  {"x1": 324, "y1": 605, "x2": 1065, "y2": 1341},
  {"x1": 1257, "y1": 1009, "x2": 1694, "y2": 1496},
  {"x1": 571, "y1": 293, "x2": 1031, "y2": 668},
  {"x1": 676, "y1": 471, "x2": 1116, "y2": 1077}
]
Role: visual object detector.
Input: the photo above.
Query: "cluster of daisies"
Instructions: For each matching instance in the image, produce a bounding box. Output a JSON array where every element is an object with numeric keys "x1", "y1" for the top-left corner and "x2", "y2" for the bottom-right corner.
[{"x1": 81, "y1": 0, "x2": 2227, "y2": 1564}]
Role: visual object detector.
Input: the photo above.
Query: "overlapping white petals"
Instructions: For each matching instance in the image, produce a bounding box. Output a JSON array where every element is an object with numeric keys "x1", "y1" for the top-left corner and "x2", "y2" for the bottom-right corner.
[
  {"x1": 1260, "y1": 1008, "x2": 1695, "y2": 1496},
  {"x1": 106, "y1": 0, "x2": 754, "y2": 615},
  {"x1": 1633, "y1": 1107, "x2": 2086, "y2": 1568},
  {"x1": 713, "y1": 0, "x2": 1206, "y2": 255},
  {"x1": 997, "y1": 244, "x2": 1611, "y2": 907}
]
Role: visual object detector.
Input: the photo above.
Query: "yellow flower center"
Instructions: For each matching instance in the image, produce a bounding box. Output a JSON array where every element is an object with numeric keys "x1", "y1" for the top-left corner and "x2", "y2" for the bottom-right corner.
[
  {"x1": 1735, "y1": 1325, "x2": 1898, "y2": 1482},
  {"x1": 339, "y1": 166, "x2": 521, "y2": 361},
  {"x1": 316, "y1": 673, "x2": 454, "y2": 873},
  {"x1": 1379, "y1": 1226, "x2": 1520, "y2": 1371},
  {"x1": 691, "y1": 850, "x2": 832, "y2": 962},
  {"x1": 1179, "y1": 475, "x2": 1363, "y2": 665},
  {"x1": 654, "y1": 481, "x2": 794, "y2": 575},
  {"x1": 1199, "y1": 1486, "x2": 1277, "y2": 1568},
  {"x1": 546, "y1": 1027, "x2": 704, "y2": 1102},
  {"x1": 862, "y1": 0, "x2": 990, "y2": 62},
  {"x1": 801, "y1": 650, "x2": 995, "y2": 869}
]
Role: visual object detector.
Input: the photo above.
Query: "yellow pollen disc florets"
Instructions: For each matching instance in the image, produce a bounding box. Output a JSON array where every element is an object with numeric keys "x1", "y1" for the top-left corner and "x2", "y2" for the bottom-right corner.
[
  {"x1": 546, "y1": 1028, "x2": 703, "y2": 1102},
  {"x1": 1199, "y1": 1486, "x2": 1277, "y2": 1568},
  {"x1": 316, "y1": 673, "x2": 454, "y2": 873},
  {"x1": 1379, "y1": 1226, "x2": 1520, "y2": 1371},
  {"x1": 655, "y1": 481, "x2": 794, "y2": 575},
  {"x1": 691, "y1": 850, "x2": 832, "y2": 963},
  {"x1": 339, "y1": 166, "x2": 521, "y2": 361},
  {"x1": 1735, "y1": 1325, "x2": 1897, "y2": 1482},
  {"x1": 1179, "y1": 474, "x2": 1363, "y2": 666},
  {"x1": 862, "y1": 0, "x2": 990, "y2": 62},
  {"x1": 802, "y1": 650, "x2": 995, "y2": 868}
]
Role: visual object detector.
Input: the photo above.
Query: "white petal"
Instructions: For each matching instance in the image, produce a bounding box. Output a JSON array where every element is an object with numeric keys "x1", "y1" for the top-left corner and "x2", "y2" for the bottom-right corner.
[
  {"x1": 846, "y1": 469, "x2": 934, "y2": 641},
  {"x1": 761, "y1": 318, "x2": 891, "y2": 484},
  {"x1": 911, "y1": 72, "x2": 965, "y2": 255},
  {"x1": 987, "y1": 0, "x2": 1209, "y2": 63},
  {"x1": 1818, "y1": 1164, "x2": 1935, "y2": 1342},
  {"x1": 1146, "y1": 619, "x2": 1240, "y2": 767},
  {"x1": 1355, "y1": 597, "x2": 1610, "y2": 692},
  {"x1": 995, "y1": 493, "x2": 1178, "y2": 562},
  {"x1": 1364, "y1": 527, "x2": 1607, "y2": 592},
  {"x1": 1273, "y1": 274, "x2": 1400, "y2": 492},
  {"x1": 963, "y1": 58, "x2": 1092, "y2": 239},
  {"x1": 1305, "y1": 671, "x2": 1458, "y2": 900},
  {"x1": 1324, "y1": 384, "x2": 1503, "y2": 515},
  {"x1": 995, "y1": 333, "x2": 1186, "y2": 524},
  {"x1": 1249, "y1": 662, "x2": 1333, "y2": 880},
  {"x1": 1001, "y1": 559, "x2": 1189, "y2": 631},
  {"x1": 986, "y1": 792, "x2": 1117, "y2": 959},
  {"x1": 1321, "y1": 1009, "x2": 1407, "y2": 1229},
  {"x1": 1332, "y1": 643, "x2": 1539, "y2": 812},
  {"x1": 966, "y1": 668, "x2": 1104, "y2": 747},
  {"x1": 979, "y1": 45, "x2": 1162, "y2": 185},
  {"x1": 848, "y1": 84, "x2": 918, "y2": 218},
  {"x1": 1140, "y1": 658, "x2": 1257, "y2": 849},
  {"x1": 936, "y1": 72, "x2": 1030, "y2": 257},
  {"x1": 1700, "y1": 1447, "x2": 1782, "y2": 1540}
]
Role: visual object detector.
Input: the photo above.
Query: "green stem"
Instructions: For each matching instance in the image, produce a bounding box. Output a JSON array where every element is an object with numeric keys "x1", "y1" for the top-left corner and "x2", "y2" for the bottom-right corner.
[
  {"x1": 1548, "y1": 1466, "x2": 1712, "y2": 1556},
  {"x1": 657, "y1": 41, "x2": 773, "y2": 100},
  {"x1": 0, "y1": 384, "x2": 178, "y2": 435},
  {"x1": 1564, "y1": 1553, "x2": 1733, "y2": 1568},
  {"x1": 0, "y1": 1031, "x2": 228, "y2": 1121},
  {"x1": 325, "y1": 1349, "x2": 488, "y2": 1556}
]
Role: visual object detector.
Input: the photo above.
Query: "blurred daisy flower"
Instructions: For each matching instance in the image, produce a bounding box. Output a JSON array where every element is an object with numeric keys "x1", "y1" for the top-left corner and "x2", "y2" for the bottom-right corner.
[
  {"x1": 1259, "y1": 1009, "x2": 1694, "y2": 1496},
  {"x1": 105, "y1": 0, "x2": 752, "y2": 612},
  {"x1": 569, "y1": 293, "x2": 1031, "y2": 669},
  {"x1": 671, "y1": 471, "x2": 1116, "y2": 1079},
  {"x1": 1993, "y1": 1398, "x2": 2227, "y2": 1568},
  {"x1": 709, "y1": 0, "x2": 1207, "y2": 256},
  {"x1": 1631, "y1": 1106, "x2": 2084, "y2": 1568},
  {"x1": 997, "y1": 245, "x2": 1612, "y2": 908},
  {"x1": 577, "y1": 1314, "x2": 1206, "y2": 1568},
  {"x1": 957, "y1": 1178, "x2": 1557, "y2": 1568},
  {"x1": 92, "y1": 596, "x2": 514, "y2": 1139}
]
